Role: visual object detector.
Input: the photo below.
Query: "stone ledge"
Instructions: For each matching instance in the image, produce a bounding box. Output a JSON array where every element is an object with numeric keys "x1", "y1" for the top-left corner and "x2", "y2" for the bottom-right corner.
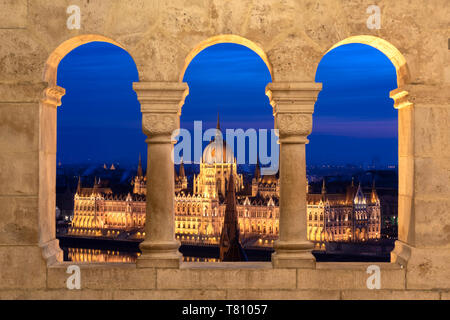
[
  {"x1": 111, "y1": 289, "x2": 226, "y2": 300},
  {"x1": 157, "y1": 269, "x2": 296, "y2": 290},
  {"x1": 0, "y1": 289, "x2": 113, "y2": 300},
  {"x1": 297, "y1": 267, "x2": 405, "y2": 290},
  {"x1": 226, "y1": 289, "x2": 340, "y2": 300},
  {"x1": 341, "y1": 290, "x2": 441, "y2": 300},
  {"x1": 47, "y1": 263, "x2": 156, "y2": 290}
]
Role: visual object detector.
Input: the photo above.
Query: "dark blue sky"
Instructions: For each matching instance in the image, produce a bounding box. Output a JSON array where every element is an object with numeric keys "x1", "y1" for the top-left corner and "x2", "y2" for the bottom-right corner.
[{"x1": 57, "y1": 41, "x2": 397, "y2": 167}]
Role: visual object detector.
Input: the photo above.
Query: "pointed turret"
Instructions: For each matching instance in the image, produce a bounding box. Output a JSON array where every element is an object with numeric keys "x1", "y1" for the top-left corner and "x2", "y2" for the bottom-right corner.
[
  {"x1": 354, "y1": 183, "x2": 367, "y2": 205},
  {"x1": 76, "y1": 176, "x2": 82, "y2": 194},
  {"x1": 179, "y1": 157, "x2": 185, "y2": 178},
  {"x1": 371, "y1": 179, "x2": 379, "y2": 203},
  {"x1": 137, "y1": 153, "x2": 143, "y2": 177},
  {"x1": 216, "y1": 112, "x2": 221, "y2": 131},
  {"x1": 254, "y1": 156, "x2": 261, "y2": 181},
  {"x1": 92, "y1": 176, "x2": 99, "y2": 195},
  {"x1": 219, "y1": 174, "x2": 247, "y2": 262},
  {"x1": 321, "y1": 177, "x2": 327, "y2": 194}
]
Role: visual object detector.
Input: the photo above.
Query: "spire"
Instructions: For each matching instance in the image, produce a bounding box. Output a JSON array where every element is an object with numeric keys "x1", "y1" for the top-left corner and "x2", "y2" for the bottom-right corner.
[
  {"x1": 371, "y1": 178, "x2": 379, "y2": 203},
  {"x1": 354, "y1": 182, "x2": 366, "y2": 205},
  {"x1": 321, "y1": 177, "x2": 327, "y2": 194},
  {"x1": 254, "y1": 156, "x2": 261, "y2": 181},
  {"x1": 179, "y1": 157, "x2": 185, "y2": 178},
  {"x1": 137, "y1": 153, "x2": 143, "y2": 177},
  {"x1": 216, "y1": 111, "x2": 221, "y2": 131},
  {"x1": 219, "y1": 174, "x2": 247, "y2": 262},
  {"x1": 92, "y1": 176, "x2": 99, "y2": 195},
  {"x1": 76, "y1": 176, "x2": 81, "y2": 194}
]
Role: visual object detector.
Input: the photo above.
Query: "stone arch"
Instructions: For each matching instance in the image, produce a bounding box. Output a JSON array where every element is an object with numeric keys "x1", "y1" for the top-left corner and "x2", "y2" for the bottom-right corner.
[
  {"x1": 39, "y1": 34, "x2": 139, "y2": 265},
  {"x1": 43, "y1": 34, "x2": 128, "y2": 86},
  {"x1": 317, "y1": 35, "x2": 413, "y2": 260},
  {"x1": 324, "y1": 35, "x2": 410, "y2": 88},
  {"x1": 180, "y1": 34, "x2": 273, "y2": 82}
]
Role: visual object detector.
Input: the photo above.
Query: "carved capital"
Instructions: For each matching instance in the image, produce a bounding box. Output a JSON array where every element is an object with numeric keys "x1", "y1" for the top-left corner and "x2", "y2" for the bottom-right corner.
[
  {"x1": 390, "y1": 88, "x2": 413, "y2": 110},
  {"x1": 134, "y1": 82, "x2": 188, "y2": 142},
  {"x1": 276, "y1": 113, "x2": 313, "y2": 139},
  {"x1": 142, "y1": 113, "x2": 179, "y2": 139},
  {"x1": 267, "y1": 82, "x2": 321, "y2": 142},
  {"x1": 41, "y1": 86, "x2": 66, "y2": 107}
]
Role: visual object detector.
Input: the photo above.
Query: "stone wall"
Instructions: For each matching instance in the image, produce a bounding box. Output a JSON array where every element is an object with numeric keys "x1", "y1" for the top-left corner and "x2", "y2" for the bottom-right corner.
[{"x1": 0, "y1": 0, "x2": 449, "y2": 299}]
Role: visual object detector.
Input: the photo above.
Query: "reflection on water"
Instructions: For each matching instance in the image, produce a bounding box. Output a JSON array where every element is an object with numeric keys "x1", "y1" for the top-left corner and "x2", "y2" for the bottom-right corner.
[
  {"x1": 66, "y1": 247, "x2": 139, "y2": 263},
  {"x1": 64, "y1": 247, "x2": 220, "y2": 263}
]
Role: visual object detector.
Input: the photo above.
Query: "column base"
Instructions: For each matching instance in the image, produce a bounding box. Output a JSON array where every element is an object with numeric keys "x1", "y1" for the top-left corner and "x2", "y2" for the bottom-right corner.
[
  {"x1": 137, "y1": 240, "x2": 182, "y2": 268},
  {"x1": 271, "y1": 240, "x2": 315, "y2": 269},
  {"x1": 39, "y1": 238, "x2": 63, "y2": 266},
  {"x1": 390, "y1": 240, "x2": 411, "y2": 267}
]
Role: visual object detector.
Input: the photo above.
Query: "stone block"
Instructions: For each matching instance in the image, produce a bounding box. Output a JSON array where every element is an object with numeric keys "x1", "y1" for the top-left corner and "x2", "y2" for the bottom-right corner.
[
  {"x1": 0, "y1": 103, "x2": 39, "y2": 153},
  {"x1": 157, "y1": 268, "x2": 296, "y2": 290},
  {"x1": 415, "y1": 157, "x2": 450, "y2": 197},
  {"x1": 414, "y1": 198, "x2": 450, "y2": 247},
  {"x1": 0, "y1": 0, "x2": 27, "y2": 28},
  {"x1": 298, "y1": 264, "x2": 405, "y2": 290},
  {"x1": 0, "y1": 151, "x2": 38, "y2": 196},
  {"x1": 226, "y1": 289, "x2": 340, "y2": 300},
  {"x1": 0, "y1": 30, "x2": 48, "y2": 83},
  {"x1": 0, "y1": 289, "x2": 113, "y2": 300},
  {"x1": 47, "y1": 264, "x2": 157, "y2": 290},
  {"x1": 406, "y1": 247, "x2": 450, "y2": 290},
  {"x1": 112, "y1": 289, "x2": 226, "y2": 300},
  {"x1": 414, "y1": 105, "x2": 450, "y2": 159},
  {"x1": 341, "y1": 290, "x2": 440, "y2": 300},
  {"x1": 0, "y1": 196, "x2": 39, "y2": 245},
  {"x1": 0, "y1": 246, "x2": 46, "y2": 289}
]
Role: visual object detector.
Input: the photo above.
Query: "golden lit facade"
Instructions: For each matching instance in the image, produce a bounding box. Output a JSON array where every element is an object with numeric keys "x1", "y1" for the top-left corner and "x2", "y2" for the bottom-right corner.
[{"x1": 69, "y1": 142, "x2": 380, "y2": 249}]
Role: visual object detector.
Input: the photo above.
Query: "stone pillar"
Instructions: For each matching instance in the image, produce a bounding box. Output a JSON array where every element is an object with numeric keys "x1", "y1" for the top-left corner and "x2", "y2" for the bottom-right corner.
[
  {"x1": 40, "y1": 85, "x2": 66, "y2": 265},
  {"x1": 390, "y1": 84, "x2": 450, "y2": 289},
  {"x1": 266, "y1": 82, "x2": 322, "y2": 268},
  {"x1": 133, "y1": 82, "x2": 188, "y2": 268}
]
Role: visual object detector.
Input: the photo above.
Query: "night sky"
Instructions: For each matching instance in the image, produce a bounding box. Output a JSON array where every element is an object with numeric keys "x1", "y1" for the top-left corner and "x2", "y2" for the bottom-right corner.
[{"x1": 56, "y1": 41, "x2": 397, "y2": 168}]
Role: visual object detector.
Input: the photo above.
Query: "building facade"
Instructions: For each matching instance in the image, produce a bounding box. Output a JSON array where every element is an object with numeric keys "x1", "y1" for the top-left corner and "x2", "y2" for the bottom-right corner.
[{"x1": 69, "y1": 130, "x2": 381, "y2": 249}]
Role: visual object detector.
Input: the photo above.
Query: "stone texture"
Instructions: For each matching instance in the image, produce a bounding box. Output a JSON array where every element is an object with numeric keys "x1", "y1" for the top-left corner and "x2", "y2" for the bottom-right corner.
[
  {"x1": 157, "y1": 269, "x2": 296, "y2": 290},
  {"x1": 0, "y1": 152, "x2": 39, "y2": 196},
  {"x1": 0, "y1": 103, "x2": 39, "y2": 153},
  {"x1": 0, "y1": 197, "x2": 39, "y2": 245},
  {"x1": 0, "y1": 246, "x2": 46, "y2": 289},
  {"x1": 47, "y1": 264, "x2": 156, "y2": 290},
  {"x1": 414, "y1": 105, "x2": 450, "y2": 159},
  {"x1": 0, "y1": 0, "x2": 27, "y2": 29},
  {"x1": 405, "y1": 247, "x2": 450, "y2": 290},
  {"x1": 226, "y1": 289, "x2": 340, "y2": 300},
  {"x1": 341, "y1": 290, "x2": 440, "y2": 300},
  {"x1": 298, "y1": 265, "x2": 405, "y2": 290},
  {"x1": 112, "y1": 289, "x2": 226, "y2": 300}
]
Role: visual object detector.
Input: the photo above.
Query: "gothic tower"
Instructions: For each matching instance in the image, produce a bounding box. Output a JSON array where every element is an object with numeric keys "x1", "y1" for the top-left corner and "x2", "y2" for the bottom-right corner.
[{"x1": 219, "y1": 174, "x2": 248, "y2": 261}]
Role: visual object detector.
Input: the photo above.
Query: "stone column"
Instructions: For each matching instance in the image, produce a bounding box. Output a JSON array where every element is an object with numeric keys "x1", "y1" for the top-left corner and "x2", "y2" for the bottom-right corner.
[
  {"x1": 133, "y1": 82, "x2": 188, "y2": 268},
  {"x1": 390, "y1": 84, "x2": 450, "y2": 289},
  {"x1": 40, "y1": 85, "x2": 66, "y2": 265},
  {"x1": 266, "y1": 82, "x2": 322, "y2": 268}
]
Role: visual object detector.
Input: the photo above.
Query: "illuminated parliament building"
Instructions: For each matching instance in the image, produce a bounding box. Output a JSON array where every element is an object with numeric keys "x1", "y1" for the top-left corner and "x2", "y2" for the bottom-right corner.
[{"x1": 69, "y1": 122, "x2": 381, "y2": 249}]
